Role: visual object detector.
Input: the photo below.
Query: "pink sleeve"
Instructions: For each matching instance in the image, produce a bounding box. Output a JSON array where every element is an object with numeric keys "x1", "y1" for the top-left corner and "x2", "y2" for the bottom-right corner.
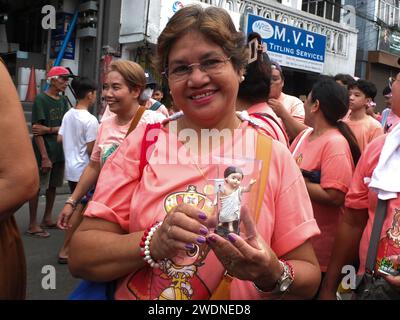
[
  {"x1": 320, "y1": 140, "x2": 353, "y2": 194},
  {"x1": 84, "y1": 125, "x2": 146, "y2": 231},
  {"x1": 269, "y1": 142, "x2": 320, "y2": 257}
]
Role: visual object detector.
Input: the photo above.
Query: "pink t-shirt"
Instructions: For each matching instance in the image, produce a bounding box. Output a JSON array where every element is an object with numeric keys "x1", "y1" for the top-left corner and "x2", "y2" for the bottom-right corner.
[
  {"x1": 386, "y1": 111, "x2": 400, "y2": 133},
  {"x1": 344, "y1": 116, "x2": 383, "y2": 152},
  {"x1": 345, "y1": 134, "x2": 400, "y2": 275},
  {"x1": 91, "y1": 110, "x2": 165, "y2": 166},
  {"x1": 278, "y1": 92, "x2": 305, "y2": 123},
  {"x1": 290, "y1": 128, "x2": 354, "y2": 271},
  {"x1": 247, "y1": 102, "x2": 289, "y2": 147},
  {"x1": 84, "y1": 122, "x2": 320, "y2": 300}
]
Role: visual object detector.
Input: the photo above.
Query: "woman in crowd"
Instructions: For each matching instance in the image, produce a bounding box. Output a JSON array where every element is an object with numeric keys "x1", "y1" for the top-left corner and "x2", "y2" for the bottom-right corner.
[
  {"x1": 0, "y1": 60, "x2": 39, "y2": 299},
  {"x1": 69, "y1": 5, "x2": 321, "y2": 300},
  {"x1": 56, "y1": 60, "x2": 165, "y2": 262},
  {"x1": 319, "y1": 73, "x2": 400, "y2": 299},
  {"x1": 237, "y1": 32, "x2": 288, "y2": 146},
  {"x1": 290, "y1": 79, "x2": 360, "y2": 288}
]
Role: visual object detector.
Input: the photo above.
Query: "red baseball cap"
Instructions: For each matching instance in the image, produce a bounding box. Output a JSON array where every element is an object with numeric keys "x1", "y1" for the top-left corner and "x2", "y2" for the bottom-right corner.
[{"x1": 47, "y1": 66, "x2": 74, "y2": 79}]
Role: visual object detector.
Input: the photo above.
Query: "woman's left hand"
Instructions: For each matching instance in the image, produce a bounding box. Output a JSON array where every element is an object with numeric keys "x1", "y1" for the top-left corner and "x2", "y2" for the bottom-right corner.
[{"x1": 207, "y1": 208, "x2": 282, "y2": 289}]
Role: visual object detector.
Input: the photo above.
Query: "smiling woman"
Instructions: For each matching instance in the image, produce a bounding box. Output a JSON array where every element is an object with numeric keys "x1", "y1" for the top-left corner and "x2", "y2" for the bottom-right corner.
[{"x1": 69, "y1": 5, "x2": 321, "y2": 301}]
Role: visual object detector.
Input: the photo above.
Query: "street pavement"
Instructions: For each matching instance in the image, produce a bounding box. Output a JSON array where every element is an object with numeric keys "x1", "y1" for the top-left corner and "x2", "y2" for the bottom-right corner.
[{"x1": 14, "y1": 193, "x2": 80, "y2": 300}]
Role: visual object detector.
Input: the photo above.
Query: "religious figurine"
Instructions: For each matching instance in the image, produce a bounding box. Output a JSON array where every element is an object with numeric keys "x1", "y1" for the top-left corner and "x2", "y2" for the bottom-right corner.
[{"x1": 215, "y1": 166, "x2": 256, "y2": 238}]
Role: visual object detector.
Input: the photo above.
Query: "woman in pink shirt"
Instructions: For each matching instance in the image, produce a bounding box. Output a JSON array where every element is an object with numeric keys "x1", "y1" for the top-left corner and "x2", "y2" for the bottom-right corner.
[
  {"x1": 56, "y1": 60, "x2": 164, "y2": 262},
  {"x1": 291, "y1": 79, "x2": 360, "y2": 278},
  {"x1": 69, "y1": 5, "x2": 321, "y2": 300}
]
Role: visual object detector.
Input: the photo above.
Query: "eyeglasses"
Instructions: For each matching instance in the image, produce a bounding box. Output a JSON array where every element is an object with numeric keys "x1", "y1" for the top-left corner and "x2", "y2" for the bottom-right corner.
[{"x1": 163, "y1": 57, "x2": 231, "y2": 82}]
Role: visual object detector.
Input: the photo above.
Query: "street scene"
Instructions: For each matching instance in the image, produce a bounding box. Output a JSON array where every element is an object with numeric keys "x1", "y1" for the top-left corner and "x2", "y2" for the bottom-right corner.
[
  {"x1": 16, "y1": 193, "x2": 79, "y2": 300},
  {"x1": 1, "y1": 0, "x2": 400, "y2": 304}
]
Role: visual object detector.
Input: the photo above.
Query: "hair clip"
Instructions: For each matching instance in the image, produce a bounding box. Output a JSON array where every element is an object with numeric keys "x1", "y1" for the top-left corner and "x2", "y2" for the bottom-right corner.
[{"x1": 248, "y1": 38, "x2": 258, "y2": 64}]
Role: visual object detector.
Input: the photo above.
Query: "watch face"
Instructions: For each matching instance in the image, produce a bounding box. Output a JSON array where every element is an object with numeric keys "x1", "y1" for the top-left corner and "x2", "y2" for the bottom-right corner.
[{"x1": 280, "y1": 277, "x2": 293, "y2": 292}]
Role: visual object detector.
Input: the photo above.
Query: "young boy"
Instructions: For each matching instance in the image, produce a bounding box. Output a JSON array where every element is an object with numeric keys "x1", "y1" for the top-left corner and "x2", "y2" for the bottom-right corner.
[
  {"x1": 344, "y1": 79, "x2": 383, "y2": 152},
  {"x1": 58, "y1": 77, "x2": 99, "y2": 193},
  {"x1": 57, "y1": 77, "x2": 98, "y2": 263}
]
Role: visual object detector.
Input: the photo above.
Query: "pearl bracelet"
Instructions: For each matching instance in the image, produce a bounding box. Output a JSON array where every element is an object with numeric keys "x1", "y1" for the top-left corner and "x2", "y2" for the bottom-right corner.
[{"x1": 140, "y1": 221, "x2": 163, "y2": 268}]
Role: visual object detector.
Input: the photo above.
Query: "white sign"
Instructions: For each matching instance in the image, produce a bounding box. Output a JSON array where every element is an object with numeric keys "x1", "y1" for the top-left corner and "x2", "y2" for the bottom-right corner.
[{"x1": 160, "y1": 0, "x2": 240, "y2": 33}]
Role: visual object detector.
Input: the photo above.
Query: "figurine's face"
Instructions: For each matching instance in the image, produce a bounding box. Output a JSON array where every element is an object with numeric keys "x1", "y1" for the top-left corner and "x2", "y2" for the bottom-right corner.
[{"x1": 225, "y1": 173, "x2": 243, "y2": 188}]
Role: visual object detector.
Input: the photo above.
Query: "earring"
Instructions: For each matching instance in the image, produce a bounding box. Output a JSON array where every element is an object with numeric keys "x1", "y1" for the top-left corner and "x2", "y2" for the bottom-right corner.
[{"x1": 240, "y1": 75, "x2": 245, "y2": 82}]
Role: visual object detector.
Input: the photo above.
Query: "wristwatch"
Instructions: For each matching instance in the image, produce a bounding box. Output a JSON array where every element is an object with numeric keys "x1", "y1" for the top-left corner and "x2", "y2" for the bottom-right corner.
[
  {"x1": 253, "y1": 259, "x2": 294, "y2": 295},
  {"x1": 65, "y1": 197, "x2": 77, "y2": 208}
]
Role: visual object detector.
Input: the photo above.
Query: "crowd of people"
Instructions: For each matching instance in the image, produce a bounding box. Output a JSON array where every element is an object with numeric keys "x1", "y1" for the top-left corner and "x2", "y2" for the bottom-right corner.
[{"x1": 1, "y1": 5, "x2": 400, "y2": 300}]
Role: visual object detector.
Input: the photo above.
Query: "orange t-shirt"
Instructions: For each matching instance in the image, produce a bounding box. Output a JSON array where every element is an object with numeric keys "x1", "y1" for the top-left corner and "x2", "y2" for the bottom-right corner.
[
  {"x1": 290, "y1": 128, "x2": 354, "y2": 271},
  {"x1": 345, "y1": 134, "x2": 400, "y2": 275},
  {"x1": 84, "y1": 122, "x2": 320, "y2": 300},
  {"x1": 278, "y1": 92, "x2": 305, "y2": 123},
  {"x1": 344, "y1": 116, "x2": 383, "y2": 152}
]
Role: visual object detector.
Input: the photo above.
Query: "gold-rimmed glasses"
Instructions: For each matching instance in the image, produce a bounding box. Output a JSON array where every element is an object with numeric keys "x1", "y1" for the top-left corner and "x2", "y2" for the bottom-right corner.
[{"x1": 163, "y1": 57, "x2": 231, "y2": 82}]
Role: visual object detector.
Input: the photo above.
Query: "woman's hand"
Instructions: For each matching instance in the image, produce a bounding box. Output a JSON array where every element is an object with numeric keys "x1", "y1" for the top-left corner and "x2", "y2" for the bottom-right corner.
[
  {"x1": 150, "y1": 204, "x2": 210, "y2": 261},
  {"x1": 207, "y1": 207, "x2": 282, "y2": 289},
  {"x1": 57, "y1": 204, "x2": 75, "y2": 229}
]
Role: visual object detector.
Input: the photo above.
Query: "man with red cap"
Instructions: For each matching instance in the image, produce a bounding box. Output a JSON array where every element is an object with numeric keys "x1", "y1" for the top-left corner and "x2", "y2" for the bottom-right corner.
[{"x1": 26, "y1": 66, "x2": 73, "y2": 238}]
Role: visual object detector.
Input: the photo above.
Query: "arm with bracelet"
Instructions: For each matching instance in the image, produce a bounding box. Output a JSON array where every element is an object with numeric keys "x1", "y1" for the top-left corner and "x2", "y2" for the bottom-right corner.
[{"x1": 57, "y1": 159, "x2": 101, "y2": 229}]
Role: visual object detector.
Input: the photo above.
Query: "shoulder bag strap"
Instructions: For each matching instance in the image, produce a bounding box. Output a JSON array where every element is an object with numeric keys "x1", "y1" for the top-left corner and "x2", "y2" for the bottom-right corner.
[
  {"x1": 291, "y1": 127, "x2": 313, "y2": 156},
  {"x1": 138, "y1": 122, "x2": 161, "y2": 179},
  {"x1": 125, "y1": 106, "x2": 146, "y2": 138},
  {"x1": 251, "y1": 112, "x2": 289, "y2": 147},
  {"x1": 365, "y1": 199, "x2": 388, "y2": 274},
  {"x1": 150, "y1": 101, "x2": 162, "y2": 111}
]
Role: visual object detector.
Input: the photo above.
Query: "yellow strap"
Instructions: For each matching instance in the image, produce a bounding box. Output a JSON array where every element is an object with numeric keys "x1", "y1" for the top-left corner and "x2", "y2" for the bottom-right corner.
[{"x1": 210, "y1": 133, "x2": 273, "y2": 300}]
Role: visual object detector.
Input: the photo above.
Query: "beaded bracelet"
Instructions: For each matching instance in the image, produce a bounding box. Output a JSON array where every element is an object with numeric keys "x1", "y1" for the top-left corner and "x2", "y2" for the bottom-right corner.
[{"x1": 140, "y1": 221, "x2": 163, "y2": 268}]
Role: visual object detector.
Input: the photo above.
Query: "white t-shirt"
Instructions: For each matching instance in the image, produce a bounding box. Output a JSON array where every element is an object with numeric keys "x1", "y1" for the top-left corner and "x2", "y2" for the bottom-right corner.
[{"x1": 59, "y1": 108, "x2": 99, "y2": 182}]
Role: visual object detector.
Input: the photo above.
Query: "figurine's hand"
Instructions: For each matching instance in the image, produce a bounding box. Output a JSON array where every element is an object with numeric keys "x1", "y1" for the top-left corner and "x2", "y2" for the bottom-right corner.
[{"x1": 249, "y1": 179, "x2": 256, "y2": 185}]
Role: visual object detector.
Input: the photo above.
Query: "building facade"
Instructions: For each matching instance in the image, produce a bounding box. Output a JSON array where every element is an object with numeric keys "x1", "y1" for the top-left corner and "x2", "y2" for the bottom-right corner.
[{"x1": 119, "y1": 0, "x2": 358, "y2": 98}]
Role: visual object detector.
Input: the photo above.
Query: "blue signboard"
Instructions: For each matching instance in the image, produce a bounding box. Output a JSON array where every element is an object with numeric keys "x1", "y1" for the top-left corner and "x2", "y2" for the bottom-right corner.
[
  {"x1": 50, "y1": 13, "x2": 76, "y2": 60},
  {"x1": 246, "y1": 14, "x2": 326, "y2": 73}
]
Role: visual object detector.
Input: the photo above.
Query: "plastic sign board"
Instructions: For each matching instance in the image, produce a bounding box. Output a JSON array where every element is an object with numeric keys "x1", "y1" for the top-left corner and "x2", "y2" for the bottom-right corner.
[
  {"x1": 160, "y1": 0, "x2": 240, "y2": 33},
  {"x1": 246, "y1": 14, "x2": 326, "y2": 73}
]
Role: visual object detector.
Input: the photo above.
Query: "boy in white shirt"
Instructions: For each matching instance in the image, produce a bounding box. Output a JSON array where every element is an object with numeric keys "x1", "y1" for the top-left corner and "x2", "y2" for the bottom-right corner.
[{"x1": 58, "y1": 77, "x2": 99, "y2": 199}]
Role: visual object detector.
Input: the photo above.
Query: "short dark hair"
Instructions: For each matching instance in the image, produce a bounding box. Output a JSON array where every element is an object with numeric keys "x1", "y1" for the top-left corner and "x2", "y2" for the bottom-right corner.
[
  {"x1": 334, "y1": 73, "x2": 356, "y2": 87},
  {"x1": 224, "y1": 166, "x2": 243, "y2": 179},
  {"x1": 238, "y1": 32, "x2": 271, "y2": 104},
  {"x1": 348, "y1": 79, "x2": 377, "y2": 100},
  {"x1": 71, "y1": 77, "x2": 96, "y2": 100}
]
